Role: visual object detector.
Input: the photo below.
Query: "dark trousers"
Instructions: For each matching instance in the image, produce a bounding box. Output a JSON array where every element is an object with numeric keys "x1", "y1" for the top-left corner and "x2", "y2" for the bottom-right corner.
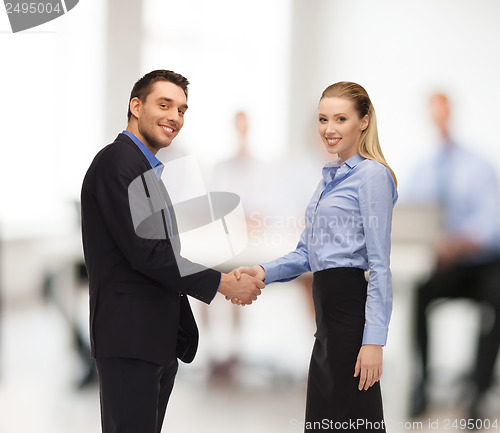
[
  {"x1": 95, "y1": 357, "x2": 178, "y2": 433},
  {"x1": 415, "y1": 257, "x2": 500, "y2": 395}
]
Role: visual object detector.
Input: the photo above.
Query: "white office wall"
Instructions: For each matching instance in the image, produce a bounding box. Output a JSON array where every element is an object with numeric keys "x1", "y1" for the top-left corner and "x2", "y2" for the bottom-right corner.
[
  {"x1": 2, "y1": 0, "x2": 500, "y2": 235},
  {"x1": 290, "y1": 0, "x2": 500, "y2": 189},
  {"x1": 0, "y1": 20, "x2": 59, "y2": 235},
  {"x1": 0, "y1": 0, "x2": 107, "y2": 237},
  {"x1": 141, "y1": 0, "x2": 292, "y2": 166}
]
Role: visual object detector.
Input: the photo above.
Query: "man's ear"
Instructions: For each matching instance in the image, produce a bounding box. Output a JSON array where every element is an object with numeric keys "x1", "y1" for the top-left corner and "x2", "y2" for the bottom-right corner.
[
  {"x1": 129, "y1": 97, "x2": 142, "y2": 120},
  {"x1": 361, "y1": 114, "x2": 369, "y2": 131}
]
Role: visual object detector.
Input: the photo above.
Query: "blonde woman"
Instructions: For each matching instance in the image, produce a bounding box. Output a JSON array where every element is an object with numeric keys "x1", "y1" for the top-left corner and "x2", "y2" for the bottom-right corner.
[{"x1": 234, "y1": 82, "x2": 397, "y2": 432}]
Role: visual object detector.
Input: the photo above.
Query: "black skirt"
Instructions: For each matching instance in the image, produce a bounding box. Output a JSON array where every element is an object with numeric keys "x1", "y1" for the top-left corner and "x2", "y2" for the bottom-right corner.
[{"x1": 305, "y1": 268, "x2": 386, "y2": 432}]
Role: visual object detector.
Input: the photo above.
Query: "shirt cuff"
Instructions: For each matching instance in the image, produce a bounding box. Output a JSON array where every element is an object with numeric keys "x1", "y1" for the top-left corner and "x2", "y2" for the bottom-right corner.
[
  {"x1": 261, "y1": 263, "x2": 278, "y2": 285},
  {"x1": 362, "y1": 324, "x2": 388, "y2": 346},
  {"x1": 214, "y1": 272, "x2": 222, "y2": 297}
]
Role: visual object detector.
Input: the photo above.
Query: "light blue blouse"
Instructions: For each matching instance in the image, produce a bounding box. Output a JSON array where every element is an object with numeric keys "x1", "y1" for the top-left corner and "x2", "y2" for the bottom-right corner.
[{"x1": 261, "y1": 153, "x2": 398, "y2": 346}]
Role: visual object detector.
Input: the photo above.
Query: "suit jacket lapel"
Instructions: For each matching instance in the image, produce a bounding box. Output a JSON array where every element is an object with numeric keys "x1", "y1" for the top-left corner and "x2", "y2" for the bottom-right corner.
[
  {"x1": 120, "y1": 134, "x2": 181, "y2": 251},
  {"x1": 156, "y1": 177, "x2": 181, "y2": 251}
]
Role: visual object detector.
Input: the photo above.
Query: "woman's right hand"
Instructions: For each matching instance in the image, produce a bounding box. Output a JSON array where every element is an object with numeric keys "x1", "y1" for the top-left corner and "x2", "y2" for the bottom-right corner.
[
  {"x1": 233, "y1": 265, "x2": 266, "y2": 281},
  {"x1": 227, "y1": 265, "x2": 266, "y2": 302},
  {"x1": 354, "y1": 344, "x2": 383, "y2": 391}
]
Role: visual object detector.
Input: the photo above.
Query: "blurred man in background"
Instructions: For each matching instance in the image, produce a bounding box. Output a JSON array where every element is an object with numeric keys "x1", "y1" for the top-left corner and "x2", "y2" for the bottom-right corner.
[
  {"x1": 203, "y1": 111, "x2": 266, "y2": 381},
  {"x1": 408, "y1": 93, "x2": 500, "y2": 420}
]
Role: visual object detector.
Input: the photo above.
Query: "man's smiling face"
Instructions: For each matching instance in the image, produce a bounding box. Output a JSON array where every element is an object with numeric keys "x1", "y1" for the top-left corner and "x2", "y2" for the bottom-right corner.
[{"x1": 131, "y1": 80, "x2": 188, "y2": 153}]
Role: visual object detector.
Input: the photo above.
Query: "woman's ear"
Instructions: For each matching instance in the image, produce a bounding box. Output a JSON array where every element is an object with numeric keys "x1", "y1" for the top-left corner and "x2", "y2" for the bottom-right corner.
[{"x1": 361, "y1": 115, "x2": 369, "y2": 131}]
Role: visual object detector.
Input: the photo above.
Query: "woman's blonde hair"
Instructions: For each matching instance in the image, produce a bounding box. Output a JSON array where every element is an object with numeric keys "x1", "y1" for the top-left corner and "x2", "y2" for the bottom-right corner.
[{"x1": 320, "y1": 82, "x2": 397, "y2": 187}]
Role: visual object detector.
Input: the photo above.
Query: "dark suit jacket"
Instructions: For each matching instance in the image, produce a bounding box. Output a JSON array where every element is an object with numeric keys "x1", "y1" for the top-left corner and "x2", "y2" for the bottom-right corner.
[{"x1": 81, "y1": 133, "x2": 221, "y2": 366}]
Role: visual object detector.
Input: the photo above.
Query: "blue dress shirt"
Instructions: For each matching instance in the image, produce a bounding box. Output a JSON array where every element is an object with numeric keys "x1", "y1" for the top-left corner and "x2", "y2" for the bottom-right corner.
[
  {"x1": 122, "y1": 130, "x2": 164, "y2": 179},
  {"x1": 261, "y1": 154, "x2": 398, "y2": 346}
]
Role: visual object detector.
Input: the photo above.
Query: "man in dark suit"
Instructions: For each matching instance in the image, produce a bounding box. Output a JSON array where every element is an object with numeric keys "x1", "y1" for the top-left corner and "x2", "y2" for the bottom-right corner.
[{"x1": 81, "y1": 70, "x2": 264, "y2": 433}]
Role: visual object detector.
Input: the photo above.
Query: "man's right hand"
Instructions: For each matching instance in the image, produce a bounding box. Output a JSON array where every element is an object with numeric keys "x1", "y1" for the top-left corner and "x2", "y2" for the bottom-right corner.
[{"x1": 218, "y1": 272, "x2": 264, "y2": 305}]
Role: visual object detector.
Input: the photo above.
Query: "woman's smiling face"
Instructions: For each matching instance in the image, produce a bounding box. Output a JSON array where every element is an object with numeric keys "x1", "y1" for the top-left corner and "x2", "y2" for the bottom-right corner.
[{"x1": 318, "y1": 97, "x2": 368, "y2": 162}]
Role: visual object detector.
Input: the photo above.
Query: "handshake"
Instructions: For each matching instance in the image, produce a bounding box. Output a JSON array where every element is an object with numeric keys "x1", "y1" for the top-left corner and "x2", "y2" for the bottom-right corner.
[{"x1": 218, "y1": 265, "x2": 266, "y2": 306}]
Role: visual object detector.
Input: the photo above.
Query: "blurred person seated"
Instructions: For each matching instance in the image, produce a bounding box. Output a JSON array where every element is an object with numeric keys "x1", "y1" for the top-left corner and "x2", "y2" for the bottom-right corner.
[{"x1": 407, "y1": 93, "x2": 500, "y2": 420}]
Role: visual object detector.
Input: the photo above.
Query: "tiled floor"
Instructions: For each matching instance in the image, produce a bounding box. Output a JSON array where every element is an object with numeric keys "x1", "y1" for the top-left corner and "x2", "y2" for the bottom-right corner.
[
  {"x1": 2, "y1": 278, "x2": 500, "y2": 432},
  {"x1": 0, "y1": 282, "x2": 313, "y2": 433}
]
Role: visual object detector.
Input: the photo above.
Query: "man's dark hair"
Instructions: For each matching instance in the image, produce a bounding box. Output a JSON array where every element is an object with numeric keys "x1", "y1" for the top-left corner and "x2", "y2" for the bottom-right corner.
[{"x1": 127, "y1": 70, "x2": 190, "y2": 121}]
